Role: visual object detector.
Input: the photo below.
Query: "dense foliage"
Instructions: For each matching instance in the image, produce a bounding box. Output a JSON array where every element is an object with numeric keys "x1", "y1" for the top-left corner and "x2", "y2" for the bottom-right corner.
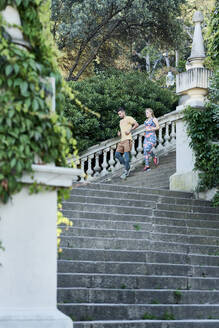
[
  {"x1": 65, "y1": 70, "x2": 178, "y2": 152},
  {"x1": 51, "y1": 0, "x2": 186, "y2": 80},
  {"x1": 207, "y1": 0, "x2": 219, "y2": 67},
  {"x1": 0, "y1": 0, "x2": 76, "y2": 203}
]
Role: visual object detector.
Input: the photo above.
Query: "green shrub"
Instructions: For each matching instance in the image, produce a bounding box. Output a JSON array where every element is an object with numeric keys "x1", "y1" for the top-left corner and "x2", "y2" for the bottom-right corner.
[{"x1": 65, "y1": 70, "x2": 178, "y2": 152}]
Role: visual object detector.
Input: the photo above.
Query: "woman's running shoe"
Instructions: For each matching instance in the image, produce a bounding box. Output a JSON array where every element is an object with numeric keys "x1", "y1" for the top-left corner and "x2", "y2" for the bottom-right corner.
[
  {"x1": 153, "y1": 156, "x2": 159, "y2": 166},
  {"x1": 144, "y1": 166, "x2": 151, "y2": 172}
]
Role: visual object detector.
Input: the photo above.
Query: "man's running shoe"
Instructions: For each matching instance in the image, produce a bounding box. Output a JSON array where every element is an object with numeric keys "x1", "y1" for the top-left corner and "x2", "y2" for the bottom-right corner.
[
  {"x1": 153, "y1": 156, "x2": 159, "y2": 166},
  {"x1": 120, "y1": 169, "x2": 130, "y2": 179},
  {"x1": 144, "y1": 166, "x2": 151, "y2": 172},
  {"x1": 120, "y1": 171, "x2": 127, "y2": 179},
  {"x1": 125, "y1": 168, "x2": 131, "y2": 177}
]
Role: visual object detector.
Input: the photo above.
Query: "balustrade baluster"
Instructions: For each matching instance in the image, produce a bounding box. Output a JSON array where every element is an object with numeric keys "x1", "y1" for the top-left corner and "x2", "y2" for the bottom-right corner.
[
  {"x1": 137, "y1": 133, "x2": 144, "y2": 158},
  {"x1": 170, "y1": 121, "x2": 176, "y2": 146},
  {"x1": 86, "y1": 154, "x2": 94, "y2": 180},
  {"x1": 164, "y1": 122, "x2": 171, "y2": 149},
  {"x1": 93, "y1": 152, "x2": 101, "y2": 177},
  {"x1": 156, "y1": 124, "x2": 165, "y2": 152},
  {"x1": 101, "y1": 148, "x2": 109, "y2": 176},
  {"x1": 131, "y1": 136, "x2": 137, "y2": 163},
  {"x1": 80, "y1": 158, "x2": 86, "y2": 182},
  {"x1": 108, "y1": 146, "x2": 116, "y2": 172},
  {"x1": 115, "y1": 143, "x2": 122, "y2": 170}
]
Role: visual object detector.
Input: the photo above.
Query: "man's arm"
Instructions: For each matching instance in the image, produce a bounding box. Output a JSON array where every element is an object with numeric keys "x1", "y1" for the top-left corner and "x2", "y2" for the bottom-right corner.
[
  {"x1": 125, "y1": 120, "x2": 139, "y2": 135},
  {"x1": 131, "y1": 121, "x2": 139, "y2": 131}
]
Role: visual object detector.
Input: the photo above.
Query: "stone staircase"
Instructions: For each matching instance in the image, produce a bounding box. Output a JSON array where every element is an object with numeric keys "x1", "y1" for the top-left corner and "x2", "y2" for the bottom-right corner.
[{"x1": 58, "y1": 152, "x2": 219, "y2": 327}]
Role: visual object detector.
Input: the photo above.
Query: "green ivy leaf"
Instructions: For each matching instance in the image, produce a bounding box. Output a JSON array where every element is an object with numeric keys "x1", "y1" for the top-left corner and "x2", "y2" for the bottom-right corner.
[
  {"x1": 5, "y1": 65, "x2": 13, "y2": 76},
  {"x1": 20, "y1": 82, "x2": 28, "y2": 96},
  {"x1": 14, "y1": 64, "x2": 20, "y2": 74},
  {"x1": 33, "y1": 98, "x2": 39, "y2": 111},
  {"x1": 10, "y1": 158, "x2": 16, "y2": 168},
  {"x1": 15, "y1": 0, "x2": 22, "y2": 5}
]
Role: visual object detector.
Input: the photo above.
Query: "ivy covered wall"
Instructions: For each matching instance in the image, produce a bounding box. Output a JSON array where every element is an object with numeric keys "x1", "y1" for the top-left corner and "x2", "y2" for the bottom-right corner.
[{"x1": 0, "y1": 0, "x2": 77, "y2": 203}]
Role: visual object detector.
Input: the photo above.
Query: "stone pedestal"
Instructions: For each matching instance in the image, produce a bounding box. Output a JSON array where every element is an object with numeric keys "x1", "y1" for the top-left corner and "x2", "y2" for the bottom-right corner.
[
  {"x1": 170, "y1": 10, "x2": 212, "y2": 194},
  {"x1": 0, "y1": 166, "x2": 82, "y2": 328},
  {"x1": 170, "y1": 108, "x2": 199, "y2": 192}
]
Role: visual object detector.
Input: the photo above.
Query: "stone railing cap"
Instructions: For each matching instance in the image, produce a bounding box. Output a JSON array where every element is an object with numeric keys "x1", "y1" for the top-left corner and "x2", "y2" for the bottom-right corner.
[{"x1": 20, "y1": 165, "x2": 83, "y2": 187}]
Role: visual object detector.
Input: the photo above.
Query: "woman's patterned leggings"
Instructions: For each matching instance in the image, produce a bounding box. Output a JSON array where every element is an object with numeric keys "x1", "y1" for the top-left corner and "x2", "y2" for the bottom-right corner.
[{"x1": 144, "y1": 141, "x2": 155, "y2": 166}]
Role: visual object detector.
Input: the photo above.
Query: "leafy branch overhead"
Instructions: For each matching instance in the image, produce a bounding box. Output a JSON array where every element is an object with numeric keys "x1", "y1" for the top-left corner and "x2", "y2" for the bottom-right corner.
[{"x1": 51, "y1": 0, "x2": 186, "y2": 81}]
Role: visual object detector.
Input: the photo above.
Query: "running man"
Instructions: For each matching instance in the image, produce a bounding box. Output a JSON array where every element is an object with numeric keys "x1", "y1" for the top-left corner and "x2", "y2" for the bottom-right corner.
[{"x1": 115, "y1": 107, "x2": 139, "y2": 179}]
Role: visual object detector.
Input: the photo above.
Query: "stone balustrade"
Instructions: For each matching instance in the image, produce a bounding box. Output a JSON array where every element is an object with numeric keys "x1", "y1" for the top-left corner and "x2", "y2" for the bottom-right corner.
[{"x1": 73, "y1": 110, "x2": 183, "y2": 181}]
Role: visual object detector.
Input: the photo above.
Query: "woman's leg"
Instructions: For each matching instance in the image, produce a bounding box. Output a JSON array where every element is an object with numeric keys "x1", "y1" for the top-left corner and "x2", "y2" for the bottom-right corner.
[{"x1": 144, "y1": 142, "x2": 154, "y2": 167}]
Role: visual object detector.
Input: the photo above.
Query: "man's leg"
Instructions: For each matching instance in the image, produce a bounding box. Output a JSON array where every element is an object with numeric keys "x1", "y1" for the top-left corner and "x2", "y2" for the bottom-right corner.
[
  {"x1": 115, "y1": 151, "x2": 125, "y2": 167},
  {"x1": 124, "y1": 152, "x2": 130, "y2": 171}
]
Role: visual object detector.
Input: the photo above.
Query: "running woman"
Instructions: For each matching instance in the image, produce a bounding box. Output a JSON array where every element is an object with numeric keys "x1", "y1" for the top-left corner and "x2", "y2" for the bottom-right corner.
[{"x1": 143, "y1": 108, "x2": 159, "y2": 171}]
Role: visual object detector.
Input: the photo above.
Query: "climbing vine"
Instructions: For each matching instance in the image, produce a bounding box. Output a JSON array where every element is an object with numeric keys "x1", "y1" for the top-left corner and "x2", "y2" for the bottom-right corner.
[
  {"x1": 0, "y1": 0, "x2": 78, "y2": 203},
  {"x1": 184, "y1": 78, "x2": 219, "y2": 205}
]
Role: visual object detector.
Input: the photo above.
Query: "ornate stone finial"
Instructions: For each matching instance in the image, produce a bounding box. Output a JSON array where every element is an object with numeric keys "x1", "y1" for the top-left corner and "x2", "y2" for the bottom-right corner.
[
  {"x1": 193, "y1": 11, "x2": 204, "y2": 23},
  {"x1": 188, "y1": 11, "x2": 205, "y2": 69}
]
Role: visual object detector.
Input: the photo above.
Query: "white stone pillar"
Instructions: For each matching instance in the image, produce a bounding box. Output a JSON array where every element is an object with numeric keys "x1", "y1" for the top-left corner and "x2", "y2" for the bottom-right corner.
[
  {"x1": 0, "y1": 165, "x2": 82, "y2": 328},
  {"x1": 170, "y1": 11, "x2": 212, "y2": 192}
]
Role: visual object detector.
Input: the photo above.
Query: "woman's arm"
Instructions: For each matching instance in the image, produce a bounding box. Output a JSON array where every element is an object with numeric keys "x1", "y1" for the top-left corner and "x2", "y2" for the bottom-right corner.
[
  {"x1": 145, "y1": 118, "x2": 159, "y2": 131},
  {"x1": 153, "y1": 118, "x2": 159, "y2": 130}
]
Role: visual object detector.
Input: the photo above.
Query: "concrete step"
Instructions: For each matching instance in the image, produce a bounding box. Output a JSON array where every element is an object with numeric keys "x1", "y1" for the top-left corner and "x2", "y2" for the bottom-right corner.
[
  {"x1": 58, "y1": 248, "x2": 219, "y2": 266},
  {"x1": 62, "y1": 215, "x2": 219, "y2": 231},
  {"x1": 62, "y1": 206, "x2": 219, "y2": 222},
  {"x1": 60, "y1": 223, "x2": 219, "y2": 238},
  {"x1": 64, "y1": 196, "x2": 217, "y2": 215},
  {"x1": 57, "y1": 288, "x2": 219, "y2": 304},
  {"x1": 62, "y1": 202, "x2": 153, "y2": 216},
  {"x1": 60, "y1": 226, "x2": 219, "y2": 245},
  {"x1": 57, "y1": 303, "x2": 219, "y2": 321},
  {"x1": 59, "y1": 235, "x2": 219, "y2": 255},
  {"x1": 70, "y1": 188, "x2": 211, "y2": 207},
  {"x1": 153, "y1": 209, "x2": 219, "y2": 221},
  {"x1": 57, "y1": 260, "x2": 219, "y2": 277},
  {"x1": 58, "y1": 273, "x2": 219, "y2": 290},
  {"x1": 126, "y1": 176, "x2": 171, "y2": 186},
  {"x1": 64, "y1": 196, "x2": 156, "y2": 209},
  {"x1": 156, "y1": 203, "x2": 218, "y2": 214},
  {"x1": 71, "y1": 320, "x2": 219, "y2": 328},
  {"x1": 78, "y1": 183, "x2": 194, "y2": 199},
  {"x1": 129, "y1": 171, "x2": 176, "y2": 183}
]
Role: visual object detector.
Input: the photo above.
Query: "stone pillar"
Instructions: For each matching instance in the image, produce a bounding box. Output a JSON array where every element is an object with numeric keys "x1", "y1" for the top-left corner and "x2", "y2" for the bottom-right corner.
[
  {"x1": 0, "y1": 166, "x2": 82, "y2": 328},
  {"x1": 170, "y1": 11, "x2": 212, "y2": 192}
]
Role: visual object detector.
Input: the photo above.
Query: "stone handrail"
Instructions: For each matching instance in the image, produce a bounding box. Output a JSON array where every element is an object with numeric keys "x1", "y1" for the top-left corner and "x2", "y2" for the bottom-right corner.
[{"x1": 73, "y1": 110, "x2": 183, "y2": 181}]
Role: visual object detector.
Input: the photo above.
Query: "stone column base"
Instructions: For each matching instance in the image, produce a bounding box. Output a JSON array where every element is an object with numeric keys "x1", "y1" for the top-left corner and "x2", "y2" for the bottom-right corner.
[
  {"x1": 170, "y1": 171, "x2": 199, "y2": 193},
  {"x1": 0, "y1": 309, "x2": 72, "y2": 328},
  {"x1": 197, "y1": 188, "x2": 218, "y2": 201}
]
